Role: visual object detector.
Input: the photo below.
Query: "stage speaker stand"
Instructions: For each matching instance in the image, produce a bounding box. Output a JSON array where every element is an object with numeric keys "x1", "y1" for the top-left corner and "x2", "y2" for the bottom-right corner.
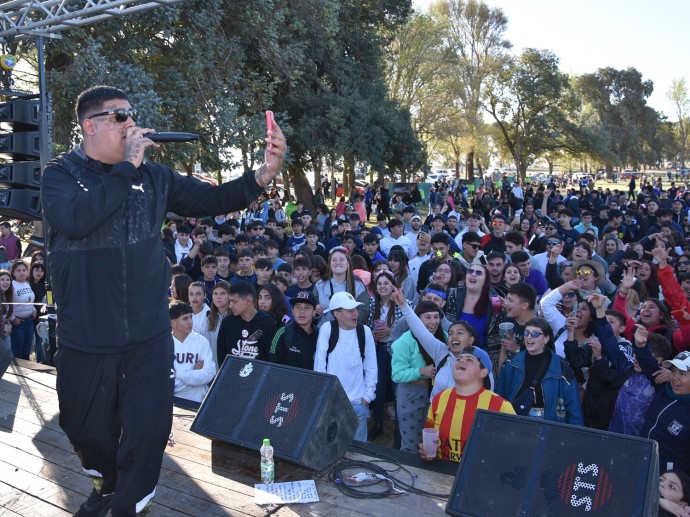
[
  {"x1": 191, "y1": 357, "x2": 358, "y2": 471},
  {"x1": 446, "y1": 410, "x2": 659, "y2": 517}
]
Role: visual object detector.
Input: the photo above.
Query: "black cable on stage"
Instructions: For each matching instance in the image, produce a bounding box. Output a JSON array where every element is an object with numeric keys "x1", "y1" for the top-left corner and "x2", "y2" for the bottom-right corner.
[
  {"x1": 349, "y1": 442, "x2": 451, "y2": 498},
  {"x1": 3, "y1": 370, "x2": 56, "y2": 391},
  {"x1": 328, "y1": 453, "x2": 451, "y2": 500}
]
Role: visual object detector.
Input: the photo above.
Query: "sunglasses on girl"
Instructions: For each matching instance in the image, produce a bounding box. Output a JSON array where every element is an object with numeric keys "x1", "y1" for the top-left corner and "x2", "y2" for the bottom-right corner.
[
  {"x1": 466, "y1": 269, "x2": 484, "y2": 277},
  {"x1": 524, "y1": 331, "x2": 544, "y2": 338},
  {"x1": 87, "y1": 108, "x2": 138, "y2": 123},
  {"x1": 564, "y1": 291, "x2": 577, "y2": 298},
  {"x1": 576, "y1": 269, "x2": 594, "y2": 276}
]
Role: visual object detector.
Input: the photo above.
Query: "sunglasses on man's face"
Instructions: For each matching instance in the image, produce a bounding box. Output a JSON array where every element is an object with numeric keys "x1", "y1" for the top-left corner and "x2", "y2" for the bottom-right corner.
[
  {"x1": 546, "y1": 240, "x2": 561, "y2": 246},
  {"x1": 87, "y1": 108, "x2": 138, "y2": 123},
  {"x1": 465, "y1": 243, "x2": 479, "y2": 249},
  {"x1": 576, "y1": 269, "x2": 594, "y2": 276}
]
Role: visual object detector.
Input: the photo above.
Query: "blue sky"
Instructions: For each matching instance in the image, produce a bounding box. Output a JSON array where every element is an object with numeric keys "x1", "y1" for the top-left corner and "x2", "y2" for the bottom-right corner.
[{"x1": 412, "y1": 0, "x2": 689, "y2": 119}]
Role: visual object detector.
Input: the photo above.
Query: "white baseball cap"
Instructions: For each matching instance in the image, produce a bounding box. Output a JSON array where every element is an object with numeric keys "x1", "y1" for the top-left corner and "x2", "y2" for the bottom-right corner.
[
  {"x1": 662, "y1": 351, "x2": 690, "y2": 372},
  {"x1": 325, "y1": 292, "x2": 363, "y2": 312}
]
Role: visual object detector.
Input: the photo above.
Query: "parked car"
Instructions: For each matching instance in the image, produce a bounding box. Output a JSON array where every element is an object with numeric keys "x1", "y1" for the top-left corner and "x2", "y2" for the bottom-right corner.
[
  {"x1": 619, "y1": 170, "x2": 641, "y2": 180},
  {"x1": 426, "y1": 172, "x2": 446, "y2": 183}
]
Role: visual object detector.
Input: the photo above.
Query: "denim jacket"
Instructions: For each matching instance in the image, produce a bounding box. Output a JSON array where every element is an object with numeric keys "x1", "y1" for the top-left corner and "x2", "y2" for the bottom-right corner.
[{"x1": 496, "y1": 350, "x2": 584, "y2": 425}]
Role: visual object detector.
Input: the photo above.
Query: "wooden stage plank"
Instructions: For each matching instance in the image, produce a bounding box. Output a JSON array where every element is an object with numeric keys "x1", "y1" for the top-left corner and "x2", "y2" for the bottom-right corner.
[{"x1": 0, "y1": 364, "x2": 454, "y2": 517}]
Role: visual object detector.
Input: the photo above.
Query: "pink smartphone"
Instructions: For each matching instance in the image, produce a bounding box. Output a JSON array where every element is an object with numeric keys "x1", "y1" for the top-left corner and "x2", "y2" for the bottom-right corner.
[{"x1": 266, "y1": 110, "x2": 275, "y2": 149}]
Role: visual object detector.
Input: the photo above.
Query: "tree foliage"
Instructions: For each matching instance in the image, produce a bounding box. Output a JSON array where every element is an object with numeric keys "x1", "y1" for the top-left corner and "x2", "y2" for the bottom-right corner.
[
  {"x1": 40, "y1": 0, "x2": 423, "y2": 208},
  {"x1": 486, "y1": 48, "x2": 582, "y2": 180},
  {"x1": 574, "y1": 67, "x2": 661, "y2": 169},
  {"x1": 667, "y1": 78, "x2": 690, "y2": 168},
  {"x1": 430, "y1": 0, "x2": 510, "y2": 178}
]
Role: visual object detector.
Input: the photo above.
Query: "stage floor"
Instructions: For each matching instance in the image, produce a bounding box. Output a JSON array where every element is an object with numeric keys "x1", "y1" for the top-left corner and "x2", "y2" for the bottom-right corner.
[{"x1": 0, "y1": 361, "x2": 454, "y2": 516}]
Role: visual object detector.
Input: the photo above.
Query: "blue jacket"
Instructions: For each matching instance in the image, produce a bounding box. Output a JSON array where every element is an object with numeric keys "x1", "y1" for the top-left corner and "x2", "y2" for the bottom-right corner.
[
  {"x1": 496, "y1": 350, "x2": 584, "y2": 425},
  {"x1": 641, "y1": 385, "x2": 690, "y2": 475}
]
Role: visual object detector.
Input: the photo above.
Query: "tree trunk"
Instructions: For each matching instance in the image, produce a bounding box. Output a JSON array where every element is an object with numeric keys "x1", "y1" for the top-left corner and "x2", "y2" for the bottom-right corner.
[
  {"x1": 605, "y1": 163, "x2": 613, "y2": 180},
  {"x1": 331, "y1": 168, "x2": 337, "y2": 203},
  {"x1": 283, "y1": 169, "x2": 292, "y2": 198},
  {"x1": 290, "y1": 166, "x2": 316, "y2": 212},
  {"x1": 344, "y1": 155, "x2": 356, "y2": 192},
  {"x1": 241, "y1": 144, "x2": 249, "y2": 171},
  {"x1": 466, "y1": 151, "x2": 475, "y2": 181},
  {"x1": 518, "y1": 162, "x2": 527, "y2": 183},
  {"x1": 314, "y1": 156, "x2": 322, "y2": 194}
]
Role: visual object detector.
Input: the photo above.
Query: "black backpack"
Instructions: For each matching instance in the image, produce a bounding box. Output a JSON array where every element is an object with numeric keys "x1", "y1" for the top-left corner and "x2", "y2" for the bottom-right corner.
[{"x1": 325, "y1": 320, "x2": 366, "y2": 366}]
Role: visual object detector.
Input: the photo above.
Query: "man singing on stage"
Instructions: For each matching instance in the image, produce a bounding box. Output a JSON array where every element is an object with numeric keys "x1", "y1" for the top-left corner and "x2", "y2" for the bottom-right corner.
[{"x1": 41, "y1": 85, "x2": 286, "y2": 516}]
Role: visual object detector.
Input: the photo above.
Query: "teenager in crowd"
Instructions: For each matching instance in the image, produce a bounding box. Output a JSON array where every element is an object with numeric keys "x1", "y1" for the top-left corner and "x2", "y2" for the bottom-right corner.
[
  {"x1": 269, "y1": 291, "x2": 318, "y2": 369},
  {"x1": 170, "y1": 301, "x2": 216, "y2": 403},
  {"x1": 314, "y1": 247, "x2": 369, "y2": 326},
  {"x1": 314, "y1": 292, "x2": 377, "y2": 442},
  {"x1": 496, "y1": 317, "x2": 583, "y2": 425},
  {"x1": 420, "y1": 343, "x2": 514, "y2": 462},
  {"x1": 367, "y1": 271, "x2": 406, "y2": 440},
  {"x1": 391, "y1": 301, "x2": 445, "y2": 453},
  {"x1": 199, "y1": 281, "x2": 231, "y2": 366},
  {"x1": 257, "y1": 284, "x2": 289, "y2": 328}
]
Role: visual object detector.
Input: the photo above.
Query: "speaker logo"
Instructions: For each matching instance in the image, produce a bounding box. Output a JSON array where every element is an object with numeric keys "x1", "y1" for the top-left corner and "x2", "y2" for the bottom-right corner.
[
  {"x1": 239, "y1": 363, "x2": 254, "y2": 377},
  {"x1": 557, "y1": 462, "x2": 612, "y2": 512},
  {"x1": 265, "y1": 392, "x2": 300, "y2": 428}
]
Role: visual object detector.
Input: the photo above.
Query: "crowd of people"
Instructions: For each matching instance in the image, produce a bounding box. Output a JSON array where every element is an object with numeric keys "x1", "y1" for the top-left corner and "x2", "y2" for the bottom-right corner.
[{"x1": 160, "y1": 173, "x2": 690, "y2": 515}]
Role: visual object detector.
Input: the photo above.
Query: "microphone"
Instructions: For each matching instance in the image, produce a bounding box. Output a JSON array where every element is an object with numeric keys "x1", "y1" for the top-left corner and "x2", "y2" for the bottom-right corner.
[{"x1": 146, "y1": 132, "x2": 199, "y2": 143}]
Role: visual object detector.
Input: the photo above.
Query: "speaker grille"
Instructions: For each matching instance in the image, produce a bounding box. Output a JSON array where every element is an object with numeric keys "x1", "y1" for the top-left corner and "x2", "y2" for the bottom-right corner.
[
  {"x1": 447, "y1": 411, "x2": 659, "y2": 517},
  {"x1": 192, "y1": 358, "x2": 333, "y2": 461}
]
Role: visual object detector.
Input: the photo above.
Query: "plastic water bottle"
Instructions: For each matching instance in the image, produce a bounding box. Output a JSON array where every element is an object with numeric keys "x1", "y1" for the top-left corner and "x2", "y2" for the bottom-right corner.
[{"x1": 260, "y1": 438, "x2": 274, "y2": 484}]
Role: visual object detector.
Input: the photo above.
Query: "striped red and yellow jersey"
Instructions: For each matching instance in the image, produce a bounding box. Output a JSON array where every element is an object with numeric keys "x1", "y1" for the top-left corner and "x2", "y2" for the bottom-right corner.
[{"x1": 425, "y1": 387, "x2": 515, "y2": 462}]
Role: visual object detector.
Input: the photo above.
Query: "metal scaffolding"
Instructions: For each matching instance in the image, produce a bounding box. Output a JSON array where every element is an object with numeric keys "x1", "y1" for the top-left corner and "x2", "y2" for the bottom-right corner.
[{"x1": 0, "y1": 0, "x2": 188, "y2": 42}]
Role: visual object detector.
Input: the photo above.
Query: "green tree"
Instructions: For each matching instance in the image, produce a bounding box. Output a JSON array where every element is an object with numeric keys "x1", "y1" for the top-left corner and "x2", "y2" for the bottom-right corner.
[
  {"x1": 384, "y1": 12, "x2": 448, "y2": 156},
  {"x1": 575, "y1": 67, "x2": 662, "y2": 172},
  {"x1": 39, "y1": 0, "x2": 423, "y2": 211},
  {"x1": 486, "y1": 49, "x2": 576, "y2": 181},
  {"x1": 430, "y1": 0, "x2": 510, "y2": 179},
  {"x1": 667, "y1": 78, "x2": 690, "y2": 168}
]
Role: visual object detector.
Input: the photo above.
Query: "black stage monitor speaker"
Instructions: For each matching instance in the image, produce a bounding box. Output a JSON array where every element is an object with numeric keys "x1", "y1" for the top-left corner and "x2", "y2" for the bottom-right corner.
[
  {"x1": 446, "y1": 411, "x2": 659, "y2": 517},
  {"x1": 191, "y1": 357, "x2": 358, "y2": 471}
]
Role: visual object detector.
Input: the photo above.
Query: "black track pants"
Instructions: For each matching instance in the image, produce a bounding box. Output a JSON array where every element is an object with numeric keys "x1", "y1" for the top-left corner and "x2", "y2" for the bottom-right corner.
[{"x1": 55, "y1": 336, "x2": 174, "y2": 516}]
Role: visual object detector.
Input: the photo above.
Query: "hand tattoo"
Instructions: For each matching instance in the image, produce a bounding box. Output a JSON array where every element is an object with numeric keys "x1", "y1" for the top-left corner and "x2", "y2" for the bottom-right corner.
[
  {"x1": 255, "y1": 164, "x2": 272, "y2": 189},
  {"x1": 125, "y1": 141, "x2": 142, "y2": 163}
]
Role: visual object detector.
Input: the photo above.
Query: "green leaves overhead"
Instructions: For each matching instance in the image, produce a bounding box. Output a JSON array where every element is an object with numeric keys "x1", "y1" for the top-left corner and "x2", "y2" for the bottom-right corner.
[{"x1": 43, "y1": 0, "x2": 422, "y2": 194}]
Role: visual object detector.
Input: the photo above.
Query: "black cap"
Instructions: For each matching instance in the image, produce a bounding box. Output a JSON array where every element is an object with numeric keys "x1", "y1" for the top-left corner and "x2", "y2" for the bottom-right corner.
[{"x1": 289, "y1": 290, "x2": 317, "y2": 307}]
